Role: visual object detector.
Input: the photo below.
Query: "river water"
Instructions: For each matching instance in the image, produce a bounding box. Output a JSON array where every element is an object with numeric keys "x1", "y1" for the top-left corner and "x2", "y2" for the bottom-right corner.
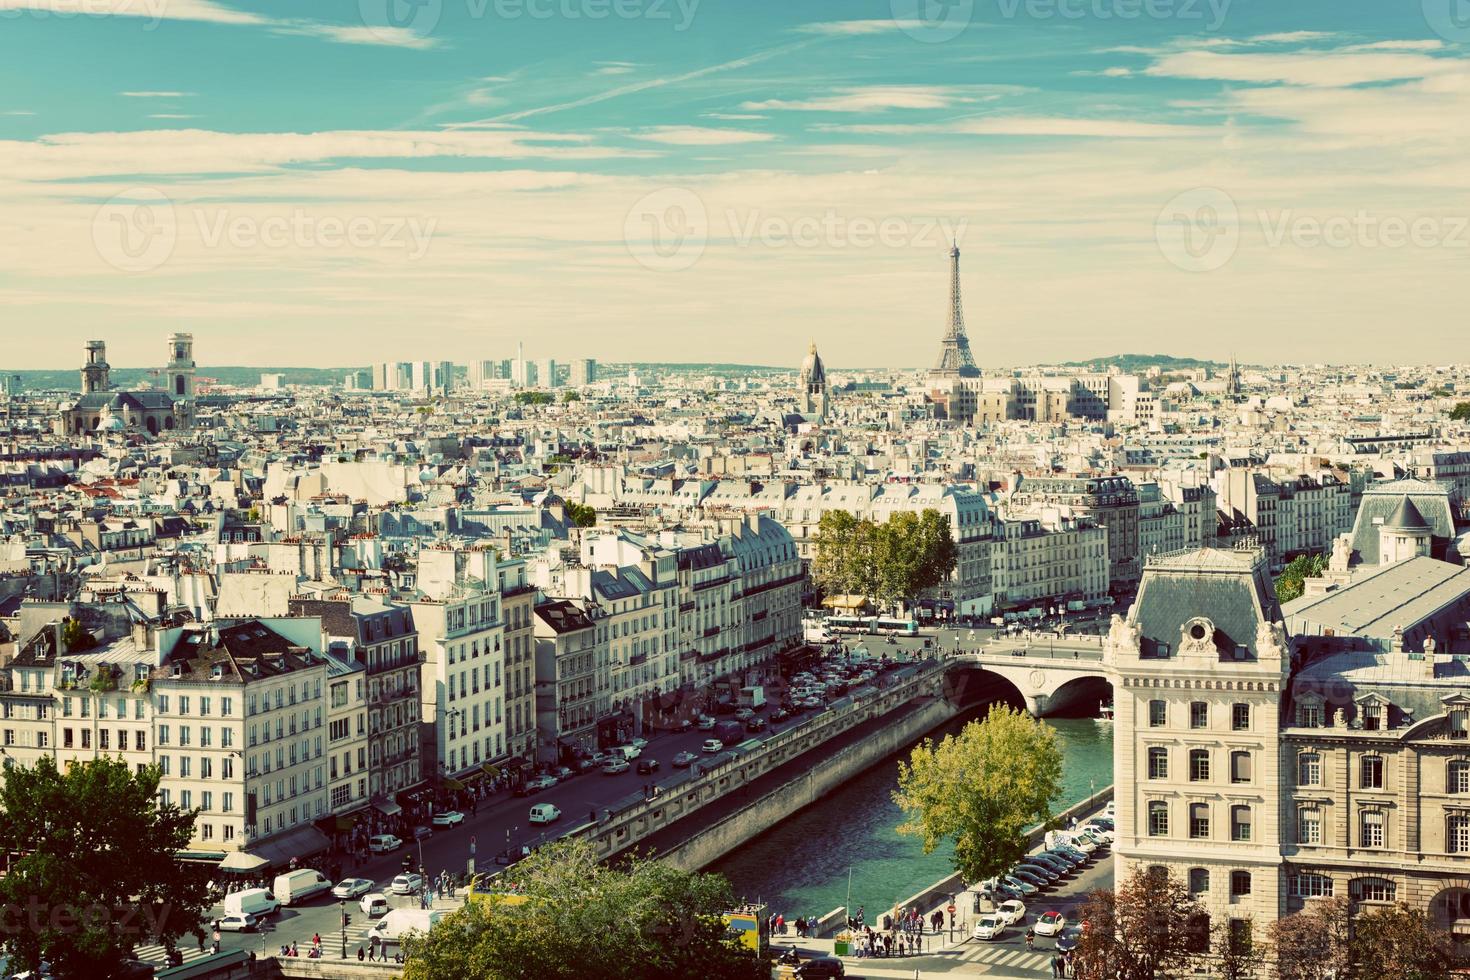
[{"x1": 707, "y1": 701, "x2": 1114, "y2": 920}]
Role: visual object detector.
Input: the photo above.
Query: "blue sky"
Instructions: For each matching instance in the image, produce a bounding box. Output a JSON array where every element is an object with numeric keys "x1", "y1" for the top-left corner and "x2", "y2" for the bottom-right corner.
[{"x1": 1, "y1": 0, "x2": 1467, "y2": 369}]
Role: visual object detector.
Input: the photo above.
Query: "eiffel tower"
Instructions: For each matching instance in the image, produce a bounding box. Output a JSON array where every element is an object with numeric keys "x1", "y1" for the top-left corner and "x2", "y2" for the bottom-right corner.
[{"x1": 933, "y1": 243, "x2": 979, "y2": 378}]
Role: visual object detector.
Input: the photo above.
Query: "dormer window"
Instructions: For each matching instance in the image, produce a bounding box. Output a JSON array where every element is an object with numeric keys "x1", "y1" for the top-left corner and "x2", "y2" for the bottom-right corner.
[
  {"x1": 1297, "y1": 703, "x2": 1323, "y2": 728},
  {"x1": 1453, "y1": 708, "x2": 1469, "y2": 740},
  {"x1": 1363, "y1": 702, "x2": 1383, "y2": 731}
]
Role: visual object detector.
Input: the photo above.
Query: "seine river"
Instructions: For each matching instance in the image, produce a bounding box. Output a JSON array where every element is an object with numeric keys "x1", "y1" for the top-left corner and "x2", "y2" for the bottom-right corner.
[{"x1": 707, "y1": 701, "x2": 1114, "y2": 920}]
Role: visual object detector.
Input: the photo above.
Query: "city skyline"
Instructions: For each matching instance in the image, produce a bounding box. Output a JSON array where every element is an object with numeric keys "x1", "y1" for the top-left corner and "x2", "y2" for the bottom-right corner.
[{"x1": 2, "y1": 1, "x2": 1466, "y2": 368}]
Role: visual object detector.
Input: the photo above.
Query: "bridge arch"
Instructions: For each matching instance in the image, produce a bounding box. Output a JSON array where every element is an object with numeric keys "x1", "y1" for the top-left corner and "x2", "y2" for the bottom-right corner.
[{"x1": 1046, "y1": 674, "x2": 1114, "y2": 718}]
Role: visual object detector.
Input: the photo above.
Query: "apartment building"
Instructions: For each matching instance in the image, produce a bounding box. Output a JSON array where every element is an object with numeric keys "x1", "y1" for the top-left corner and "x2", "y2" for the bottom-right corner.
[
  {"x1": 533, "y1": 598, "x2": 602, "y2": 763},
  {"x1": 498, "y1": 557, "x2": 537, "y2": 764},
  {"x1": 1010, "y1": 475, "x2": 1141, "y2": 591},
  {"x1": 989, "y1": 512, "x2": 1108, "y2": 611}
]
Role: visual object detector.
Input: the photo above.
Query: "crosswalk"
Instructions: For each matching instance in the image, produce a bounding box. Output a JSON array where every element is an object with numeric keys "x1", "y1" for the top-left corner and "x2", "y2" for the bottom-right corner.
[
  {"x1": 131, "y1": 942, "x2": 216, "y2": 969},
  {"x1": 957, "y1": 941, "x2": 1058, "y2": 973}
]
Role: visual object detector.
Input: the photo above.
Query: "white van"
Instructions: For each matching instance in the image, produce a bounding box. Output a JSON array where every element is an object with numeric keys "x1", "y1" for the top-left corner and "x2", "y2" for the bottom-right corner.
[
  {"x1": 368, "y1": 908, "x2": 447, "y2": 947},
  {"x1": 223, "y1": 887, "x2": 279, "y2": 919},
  {"x1": 272, "y1": 869, "x2": 332, "y2": 906},
  {"x1": 609, "y1": 744, "x2": 641, "y2": 761}
]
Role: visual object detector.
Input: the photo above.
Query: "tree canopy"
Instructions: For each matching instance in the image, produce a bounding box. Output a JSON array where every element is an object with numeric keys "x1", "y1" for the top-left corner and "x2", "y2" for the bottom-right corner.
[
  {"x1": 0, "y1": 757, "x2": 209, "y2": 979},
  {"x1": 1450, "y1": 401, "x2": 1470, "y2": 421},
  {"x1": 1071, "y1": 866, "x2": 1207, "y2": 980},
  {"x1": 565, "y1": 502, "x2": 597, "y2": 528},
  {"x1": 1275, "y1": 552, "x2": 1327, "y2": 603},
  {"x1": 892, "y1": 704, "x2": 1062, "y2": 886},
  {"x1": 811, "y1": 508, "x2": 956, "y2": 615},
  {"x1": 401, "y1": 839, "x2": 767, "y2": 980},
  {"x1": 514, "y1": 390, "x2": 554, "y2": 406}
]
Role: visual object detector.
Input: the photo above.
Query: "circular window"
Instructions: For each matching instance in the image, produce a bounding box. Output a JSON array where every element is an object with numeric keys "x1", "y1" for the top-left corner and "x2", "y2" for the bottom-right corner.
[{"x1": 1190, "y1": 623, "x2": 1208, "y2": 640}]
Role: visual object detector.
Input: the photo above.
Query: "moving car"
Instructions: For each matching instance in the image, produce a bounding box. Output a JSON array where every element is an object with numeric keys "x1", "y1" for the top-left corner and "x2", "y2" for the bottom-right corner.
[
  {"x1": 528, "y1": 803, "x2": 561, "y2": 824},
  {"x1": 671, "y1": 751, "x2": 697, "y2": 768},
  {"x1": 1056, "y1": 926, "x2": 1082, "y2": 954},
  {"x1": 217, "y1": 912, "x2": 258, "y2": 933},
  {"x1": 601, "y1": 758, "x2": 630, "y2": 775},
  {"x1": 629, "y1": 737, "x2": 648, "y2": 750},
  {"x1": 972, "y1": 913, "x2": 1005, "y2": 941},
  {"x1": 733, "y1": 707, "x2": 754, "y2": 721},
  {"x1": 996, "y1": 899, "x2": 1027, "y2": 926},
  {"x1": 701, "y1": 738, "x2": 724, "y2": 753},
  {"x1": 360, "y1": 893, "x2": 391, "y2": 918},
  {"x1": 636, "y1": 758, "x2": 659, "y2": 774},
  {"x1": 610, "y1": 744, "x2": 641, "y2": 761},
  {"x1": 332, "y1": 878, "x2": 374, "y2": 900},
  {"x1": 432, "y1": 810, "x2": 465, "y2": 827},
  {"x1": 369, "y1": 834, "x2": 403, "y2": 853},
  {"x1": 525, "y1": 775, "x2": 558, "y2": 792},
  {"x1": 794, "y1": 955, "x2": 845, "y2": 978},
  {"x1": 744, "y1": 717, "x2": 766, "y2": 732},
  {"x1": 770, "y1": 708, "x2": 790, "y2": 723},
  {"x1": 390, "y1": 873, "x2": 424, "y2": 896},
  {"x1": 412, "y1": 825, "x2": 433, "y2": 841},
  {"x1": 696, "y1": 715, "x2": 716, "y2": 730},
  {"x1": 1035, "y1": 911, "x2": 1067, "y2": 937}
]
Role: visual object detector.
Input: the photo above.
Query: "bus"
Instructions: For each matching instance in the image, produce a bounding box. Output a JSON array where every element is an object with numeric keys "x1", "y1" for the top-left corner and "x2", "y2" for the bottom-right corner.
[
  {"x1": 825, "y1": 615, "x2": 872, "y2": 634},
  {"x1": 723, "y1": 903, "x2": 769, "y2": 955},
  {"x1": 874, "y1": 616, "x2": 918, "y2": 636}
]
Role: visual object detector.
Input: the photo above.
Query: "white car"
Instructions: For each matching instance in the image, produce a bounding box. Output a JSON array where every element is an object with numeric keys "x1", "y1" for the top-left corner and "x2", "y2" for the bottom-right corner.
[
  {"x1": 629, "y1": 737, "x2": 648, "y2": 750},
  {"x1": 696, "y1": 715, "x2": 716, "y2": 730},
  {"x1": 217, "y1": 912, "x2": 258, "y2": 933},
  {"x1": 529, "y1": 803, "x2": 561, "y2": 824},
  {"x1": 996, "y1": 899, "x2": 1027, "y2": 926},
  {"x1": 972, "y1": 913, "x2": 1005, "y2": 941},
  {"x1": 331, "y1": 878, "x2": 374, "y2": 900},
  {"x1": 390, "y1": 873, "x2": 424, "y2": 896},
  {"x1": 432, "y1": 810, "x2": 465, "y2": 828},
  {"x1": 601, "y1": 758, "x2": 630, "y2": 775},
  {"x1": 701, "y1": 738, "x2": 724, "y2": 753},
  {"x1": 369, "y1": 834, "x2": 402, "y2": 853},
  {"x1": 360, "y1": 893, "x2": 390, "y2": 918},
  {"x1": 1083, "y1": 821, "x2": 1115, "y2": 843},
  {"x1": 1035, "y1": 911, "x2": 1067, "y2": 937}
]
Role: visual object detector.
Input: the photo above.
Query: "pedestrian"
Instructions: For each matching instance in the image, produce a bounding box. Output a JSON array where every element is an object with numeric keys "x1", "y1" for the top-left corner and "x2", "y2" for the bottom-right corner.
[
  {"x1": 357, "y1": 946, "x2": 365, "y2": 962},
  {"x1": 775, "y1": 913, "x2": 784, "y2": 934},
  {"x1": 794, "y1": 916, "x2": 805, "y2": 938},
  {"x1": 1052, "y1": 954, "x2": 1063, "y2": 977}
]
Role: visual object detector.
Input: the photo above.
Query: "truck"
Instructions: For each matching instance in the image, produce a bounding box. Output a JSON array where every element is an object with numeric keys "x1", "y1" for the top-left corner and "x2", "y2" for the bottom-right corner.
[
  {"x1": 715, "y1": 720, "x2": 744, "y2": 746},
  {"x1": 222, "y1": 887, "x2": 279, "y2": 919},
  {"x1": 271, "y1": 869, "x2": 332, "y2": 906},
  {"x1": 367, "y1": 908, "x2": 448, "y2": 948},
  {"x1": 737, "y1": 686, "x2": 765, "y2": 710}
]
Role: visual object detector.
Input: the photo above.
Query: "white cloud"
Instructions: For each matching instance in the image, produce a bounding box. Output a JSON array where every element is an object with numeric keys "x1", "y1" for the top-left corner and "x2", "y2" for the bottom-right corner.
[
  {"x1": 818, "y1": 117, "x2": 1210, "y2": 139},
  {"x1": 1146, "y1": 49, "x2": 1459, "y2": 87},
  {"x1": 271, "y1": 23, "x2": 436, "y2": 49},
  {"x1": 593, "y1": 62, "x2": 639, "y2": 76},
  {"x1": 1248, "y1": 31, "x2": 1338, "y2": 44},
  {"x1": 704, "y1": 112, "x2": 766, "y2": 121},
  {"x1": 120, "y1": 91, "x2": 195, "y2": 98},
  {"x1": 628, "y1": 126, "x2": 775, "y2": 146},
  {"x1": 147, "y1": 113, "x2": 196, "y2": 119},
  {"x1": 794, "y1": 19, "x2": 926, "y2": 36},
  {"x1": 2, "y1": 110, "x2": 37, "y2": 116},
  {"x1": 742, "y1": 85, "x2": 962, "y2": 113}
]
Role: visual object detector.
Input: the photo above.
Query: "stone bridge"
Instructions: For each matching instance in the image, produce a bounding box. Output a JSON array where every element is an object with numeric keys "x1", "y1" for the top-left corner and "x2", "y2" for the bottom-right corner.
[{"x1": 942, "y1": 635, "x2": 1112, "y2": 717}]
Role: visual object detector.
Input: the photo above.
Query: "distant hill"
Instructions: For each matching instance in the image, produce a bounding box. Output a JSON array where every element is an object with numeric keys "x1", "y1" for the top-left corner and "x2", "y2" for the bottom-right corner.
[
  {"x1": 5, "y1": 366, "x2": 363, "y2": 392},
  {"x1": 1052, "y1": 354, "x2": 1224, "y2": 372}
]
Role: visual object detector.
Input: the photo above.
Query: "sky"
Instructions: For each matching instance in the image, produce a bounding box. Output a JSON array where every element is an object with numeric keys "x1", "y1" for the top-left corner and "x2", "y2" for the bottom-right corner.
[{"x1": 1, "y1": 0, "x2": 1467, "y2": 370}]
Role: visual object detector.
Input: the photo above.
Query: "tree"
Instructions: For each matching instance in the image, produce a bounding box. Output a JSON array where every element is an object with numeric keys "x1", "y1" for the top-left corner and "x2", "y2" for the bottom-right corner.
[
  {"x1": 562, "y1": 390, "x2": 581, "y2": 403},
  {"x1": 1275, "y1": 552, "x2": 1327, "y2": 603},
  {"x1": 0, "y1": 757, "x2": 209, "y2": 979},
  {"x1": 1349, "y1": 902, "x2": 1455, "y2": 980},
  {"x1": 514, "y1": 390, "x2": 553, "y2": 406},
  {"x1": 1071, "y1": 866, "x2": 1205, "y2": 980},
  {"x1": 1450, "y1": 401, "x2": 1470, "y2": 421},
  {"x1": 1267, "y1": 895, "x2": 1351, "y2": 980},
  {"x1": 61, "y1": 617, "x2": 94, "y2": 653},
  {"x1": 812, "y1": 510, "x2": 864, "y2": 606},
  {"x1": 566, "y1": 502, "x2": 597, "y2": 528},
  {"x1": 400, "y1": 838, "x2": 766, "y2": 980},
  {"x1": 892, "y1": 704, "x2": 1062, "y2": 887},
  {"x1": 1212, "y1": 917, "x2": 1263, "y2": 980},
  {"x1": 815, "y1": 509, "x2": 957, "y2": 619}
]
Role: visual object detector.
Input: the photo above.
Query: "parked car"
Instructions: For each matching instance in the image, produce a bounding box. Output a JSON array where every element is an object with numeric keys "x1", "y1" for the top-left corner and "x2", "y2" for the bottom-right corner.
[
  {"x1": 528, "y1": 803, "x2": 561, "y2": 824},
  {"x1": 432, "y1": 810, "x2": 465, "y2": 828},
  {"x1": 1001, "y1": 875, "x2": 1039, "y2": 896},
  {"x1": 360, "y1": 893, "x2": 391, "y2": 918},
  {"x1": 1050, "y1": 843, "x2": 1089, "y2": 864},
  {"x1": 217, "y1": 912, "x2": 258, "y2": 933},
  {"x1": 1011, "y1": 866, "x2": 1055, "y2": 887},
  {"x1": 972, "y1": 913, "x2": 1005, "y2": 941},
  {"x1": 636, "y1": 758, "x2": 659, "y2": 774},
  {"x1": 601, "y1": 758, "x2": 630, "y2": 775},
  {"x1": 1027, "y1": 853, "x2": 1072, "y2": 876},
  {"x1": 369, "y1": 834, "x2": 402, "y2": 853},
  {"x1": 701, "y1": 738, "x2": 724, "y2": 753},
  {"x1": 996, "y1": 899, "x2": 1027, "y2": 926},
  {"x1": 1035, "y1": 911, "x2": 1067, "y2": 937},
  {"x1": 671, "y1": 751, "x2": 698, "y2": 768},
  {"x1": 390, "y1": 873, "x2": 424, "y2": 896},
  {"x1": 1056, "y1": 926, "x2": 1082, "y2": 954},
  {"x1": 744, "y1": 717, "x2": 766, "y2": 732},
  {"x1": 525, "y1": 775, "x2": 558, "y2": 792},
  {"x1": 412, "y1": 825, "x2": 433, "y2": 842},
  {"x1": 332, "y1": 878, "x2": 374, "y2": 900}
]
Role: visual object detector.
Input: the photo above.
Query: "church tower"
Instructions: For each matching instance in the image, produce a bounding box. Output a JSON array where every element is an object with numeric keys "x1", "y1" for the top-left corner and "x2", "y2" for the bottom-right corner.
[
  {"x1": 81, "y1": 341, "x2": 111, "y2": 394},
  {"x1": 166, "y1": 333, "x2": 196, "y2": 427},
  {"x1": 799, "y1": 341, "x2": 829, "y2": 421}
]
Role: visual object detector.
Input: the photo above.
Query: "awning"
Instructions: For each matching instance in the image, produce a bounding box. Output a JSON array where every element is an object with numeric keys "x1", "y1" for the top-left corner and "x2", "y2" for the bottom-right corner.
[
  {"x1": 373, "y1": 798, "x2": 403, "y2": 817},
  {"x1": 248, "y1": 825, "x2": 331, "y2": 869},
  {"x1": 442, "y1": 778, "x2": 465, "y2": 792},
  {"x1": 334, "y1": 814, "x2": 358, "y2": 832},
  {"x1": 218, "y1": 851, "x2": 271, "y2": 873},
  {"x1": 176, "y1": 850, "x2": 227, "y2": 864},
  {"x1": 480, "y1": 764, "x2": 500, "y2": 779},
  {"x1": 461, "y1": 768, "x2": 487, "y2": 783}
]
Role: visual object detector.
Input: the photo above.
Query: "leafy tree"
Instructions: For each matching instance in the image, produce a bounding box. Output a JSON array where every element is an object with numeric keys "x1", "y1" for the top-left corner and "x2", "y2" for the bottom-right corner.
[
  {"x1": 1071, "y1": 866, "x2": 1205, "y2": 980},
  {"x1": 514, "y1": 391, "x2": 554, "y2": 406},
  {"x1": 566, "y1": 502, "x2": 597, "y2": 528},
  {"x1": 1267, "y1": 895, "x2": 1351, "y2": 980},
  {"x1": 815, "y1": 509, "x2": 957, "y2": 618},
  {"x1": 892, "y1": 704, "x2": 1062, "y2": 887},
  {"x1": 562, "y1": 390, "x2": 581, "y2": 403},
  {"x1": 400, "y1": 839, "x2": 766, "y2": 980},
  {"x1": 1349, "y1": 902, "x2": 1455, "y2": 980},
  {"x1": 0, "y1": 757, "x2": 209, "y2": 978},
  {"x1": 1450, "y1": 401, "x2": 1470, "y2": 421},
  {"x1": 812, "y1": 510, "x2": 865, "y2": 607},
  {"x1": 1213, "y1": 917, "x2": 1263, "y2": 980},
  {"x1": 62, "y1": 617, "x2": 94, "y2": 653},
  {"x1": 1275, "y1": 552, "x2": 1327, "y2": 603}
]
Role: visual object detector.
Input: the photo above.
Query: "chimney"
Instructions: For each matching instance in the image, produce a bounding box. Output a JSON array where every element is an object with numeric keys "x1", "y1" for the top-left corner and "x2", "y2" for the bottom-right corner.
[{"x1": 1424, "y1": 634, "x2": 1439, "y2": 680}]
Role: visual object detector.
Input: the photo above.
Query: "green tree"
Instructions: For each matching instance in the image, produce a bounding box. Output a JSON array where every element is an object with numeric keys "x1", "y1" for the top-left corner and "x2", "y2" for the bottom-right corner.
[
  {"x1": 1450, "y1": 402, "x2": 1470, "y2": 421},
  {"x1": 892, "y1": 704, "x2": 1062, "y2": 886},
  {"x1": 0, "y1": 757, "x2": 209, "y2": 978},
  {"x1": 61, "y1": 617, "x2": 94, "y2": 653},
  {"x1": 1212, "y1": 917, "x2": 1263, "y2": 980},
  {"x1": 1072, "y1": 866, "x2": 1205, "y2": 980},
  {"x1": 400, "y1": 839, "x2": 766, "y2": 980},
  {"x1": 566, "y1": 502, "x2": 597, "y2": 528},
  {"x1": 817, "y1": 509, "x2": 957, "y2": 619},
  {"x1": 812, "y1": 510, "x2": 864, "y2": 606},
  {"x1": 1349, "y1": 902, "x2": 1455, "y2": 980},
  {"x1": 1275, "y1": 552, "x2": 1327, "y2": 603},
  {"x1": 514, "y1": 391, "x2": 554, "y2": 406},
  {"x1": 562, "y1": 390, "x2": 581, "y2": 403},
  {"x1": 1267, "y1": 895, "x2": 1351, "y2": 980}
]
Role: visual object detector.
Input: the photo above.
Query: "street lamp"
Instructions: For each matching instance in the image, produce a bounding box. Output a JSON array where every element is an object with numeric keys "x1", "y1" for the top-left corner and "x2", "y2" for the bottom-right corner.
[{"x1": 338, "y1": 899, "x2": 348, "y2": 959}]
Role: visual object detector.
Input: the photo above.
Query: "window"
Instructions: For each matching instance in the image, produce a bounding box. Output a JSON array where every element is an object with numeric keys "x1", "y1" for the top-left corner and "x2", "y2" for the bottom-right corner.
[
  {"x1": 1450, "y1": 761, "x2": 1470, "y2": 794},
  {"x1": 1190, "y1": 803, "x2": 1211, "y2": 839},
  {"x1": 1351, "y1": 877, "x2": 1395, "y2": 902},
  {"x1": 1230, "y1": 751, "x2": 1252, "y2": 784},
  {"x1": 1230, "y1": 871, "x2": 1252, "y2": 898},
  {"x1": 1361, "y1": 810, "x2": 1385, "y2": 849},
  {"x1": 1362, "y1": 701, "x2": 1382, "y2": 731},
  {"x1": 1299, "y1": 807, "x2": 1322, "y2": 845},
  {"x1": 1453, "y1": 708, "x2": 1469, "y2": 740},
  {"x1": 1190, "y1": 702, "x2": 1208, "y2": 729},
  {"x1": 1190, "y1": 749, "x2": 1210, "y2": 782},
  {"x1": 1297, "y1": 703, "x2": 1322, "y2": 728},
  {"x1": 1231, "y1": 703, "x2": 1250, "y2": 731},
  {"x1": 1148, "y1": 801, "x2": 1169, "y2": 837},
  {"x1": 1148, "y1": 747, "x2": 1168, "y2": 780},
  {"x1": 1451, "y1": 814, "x2": 1470, "y2": 854},
  {"x1": 1189, "y1": 868, "x2": 1210, "y2": 894},
  {"x1": 1290, "y1": 873, "x2": 1333, "y2": 898},
  {"x1": 1298, "y1": 753, "x2": 1321, "y2": 786},
  {"x1": 1231, "y1": 805, "x2": 1252, "y2": 842},
  {"x1": 1361, "y1": 756, "x2": 1384, "y2": 790},
  {"x1": 1149, "y1": 700, "x2": 1166, "y2": 727}
]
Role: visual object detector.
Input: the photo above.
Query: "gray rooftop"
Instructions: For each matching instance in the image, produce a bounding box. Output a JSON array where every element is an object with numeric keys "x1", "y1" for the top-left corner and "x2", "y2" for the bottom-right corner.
[{"x1": 1284, "y1": 556, "x2": 1470, "y2": 641}]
